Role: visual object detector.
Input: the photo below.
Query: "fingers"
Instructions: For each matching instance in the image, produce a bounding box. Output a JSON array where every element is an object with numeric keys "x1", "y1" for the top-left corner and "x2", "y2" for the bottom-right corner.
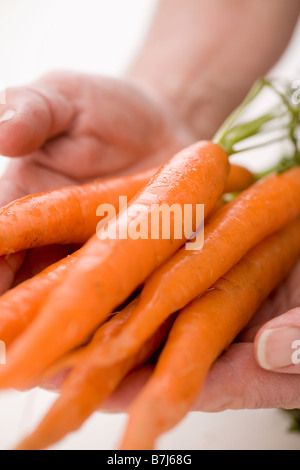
[
  {"x1": 40, "y1": 369, "x2": 71, "y2": 393},
  {"x1": 255, "y1": 308, "x2": 300, "y2": 374},
  {"x1": 0, "y1": 168, "x2": 30, "y2": 294},
  {"x1": 102, "y1": 366, "x2": 153, "y2": 413},
  {"x1": 13, "y1": 245, "x2": 72, "y2": 287},
  {"x1": 0, "y1": 252, "x2": 26, "y2": 295},
  {"x1": 193, "y1": 343, "x2": 300, "y2": 412},
  {"x1": 100, "y1": 343, "x2": 300, "y2": 414},
  {"x1": 0, "y1": 72, "x2": 76, "y2": 157},
  {"x1": 254, "y1": 258, "x2": 300, "y2": 373},
  {"x1": 0, "y1": 137, "x2": 80, "y2": 294},
  {"x1": 40, "y1": 365, "x2": 153, "y2": 411},
  {"x1": 0, "y1": 158, "x2": 66, "y2": 293},
  {"x1": 238, "y1": 259, "x2": 300, "y2": 344},
  {"x1": 1, "y1": 155, "x2": 77, "y2": 198}
]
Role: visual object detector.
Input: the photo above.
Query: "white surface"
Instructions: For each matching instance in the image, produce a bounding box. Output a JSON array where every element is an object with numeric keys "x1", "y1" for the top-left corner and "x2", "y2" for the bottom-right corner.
[
  {"x1": 0, "y1": 0, "x2": 300, "y2": 451},
  {"x1": 1, "y1": 388, "x2": 300, "y2": 450}
]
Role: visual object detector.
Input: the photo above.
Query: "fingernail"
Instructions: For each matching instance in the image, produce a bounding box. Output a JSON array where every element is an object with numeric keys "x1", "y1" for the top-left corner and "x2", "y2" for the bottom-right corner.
[
  {"x1": 257, "y1": 327, "x2": 300, "y2": 371},
  {"x1": 0, "y1": 109, "x2": 16, "y2": 124}
]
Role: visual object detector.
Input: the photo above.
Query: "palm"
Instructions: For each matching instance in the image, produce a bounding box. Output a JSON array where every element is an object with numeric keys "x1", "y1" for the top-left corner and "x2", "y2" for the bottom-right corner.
[
  {"x1": 0, "y1": 71, "x2": 192, "y2": 293},
  {"x1": 190, "y1": 259, "x2": 300, "y2": 412},
  {"x1": 98, "y1": 260, "x2": 300, "y2": 414},
  {"x1": 3, "y1": 72, "x2": 299, "y2": 412},
  {"x1": 0, "y1": 72, "x2": 190, "y2": 207}
]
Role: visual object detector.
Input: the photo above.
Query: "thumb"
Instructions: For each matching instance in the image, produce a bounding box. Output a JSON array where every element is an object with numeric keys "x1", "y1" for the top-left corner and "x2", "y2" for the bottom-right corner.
[
  {"x1": 0, "y1": 72, "x2": 75, "y2": 157},
  {"x1": 255, "y1": 308, "x2": 300, "y2": 374}
]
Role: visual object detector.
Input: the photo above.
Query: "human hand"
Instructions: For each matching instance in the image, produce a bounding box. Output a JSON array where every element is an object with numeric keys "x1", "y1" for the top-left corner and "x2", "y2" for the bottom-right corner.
[
  {"x1": 0, "y1": 71, "x2": 193, "y2": 290},
  {"x1": 192, "y1": 258, "x2": 300, "y2": 412},
  {"x1": 83, "y1": 258, "x2": 300, "y2": 414}
]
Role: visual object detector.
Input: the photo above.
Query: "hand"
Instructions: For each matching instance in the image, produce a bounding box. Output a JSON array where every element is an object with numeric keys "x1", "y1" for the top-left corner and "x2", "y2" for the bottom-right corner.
[
  {"x1": 192, "y1": 258, "x2": 300, "y2": 412},
  {"x1": 87, "y1": 259, "x2": 300, "y2": 414},
  {"x1": 0, "y1": 71, "x2": 194, "y2": 291}
]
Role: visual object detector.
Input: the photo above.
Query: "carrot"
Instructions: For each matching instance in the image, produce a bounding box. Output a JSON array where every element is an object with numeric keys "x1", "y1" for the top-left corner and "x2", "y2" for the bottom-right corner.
[
  {"x1": 15, "y1": 303, "x2": 174, "y2": 450},
  {"x1": 0, "y1": 168, "x2": 155, "y2": 256},
  {"x1": 38, "y1": 297, "x2": 142, "y2": 384},
  {"x1": 89, "y1": 167, "x2": 300, "y2": 368},
  {"x1": 0, "y1": 163, "x2": 250, "y2": 257},
  {"x1": 0, "y1": 141, "x2": 229, "y2": 389},
  {"x1": 120, "y1": 219, "x2": 300, "y2": 450},
  {"x1": 0, "y1": 251, "x2": 80, "y2": 347},
  {"x1": 224, "y1": 164, "x2": 254, "y2": 193}
]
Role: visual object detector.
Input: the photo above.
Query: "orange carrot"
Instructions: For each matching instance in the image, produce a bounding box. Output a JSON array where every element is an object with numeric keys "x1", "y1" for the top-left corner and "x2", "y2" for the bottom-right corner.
[
  {"x1": 0, "y1": 141, "x2": 228, "y2": 389},
  {"x1": 0, "y1": 168, "x2": 155, "y2": 256},
  {"x1": 224, "y1": 164, "x2": 254, "y2": 193},
  {"x1": 0, "y1": 251, "x2": 80, "y2": 347},
  {"x1": 15, "y1": 300, "x2": 174, "y2": 450},
  {"x1": 89, "y1": 167, "x2": 300, "y2": 368},
  {"x1": 0, "y1": 163, "x2": 249, "y2": 258},
  {"x1": 120, "y1": 219, "x2": 300, "y2": 450},
  {"x1": 38, "y1": 297, "x2": 142, "y2": 384}
]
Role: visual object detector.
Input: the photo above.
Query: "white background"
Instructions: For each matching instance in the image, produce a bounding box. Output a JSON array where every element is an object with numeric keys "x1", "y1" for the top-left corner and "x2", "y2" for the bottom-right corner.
[{"x1": 0, "y1": 0, "x2": 300, "y2": 450}]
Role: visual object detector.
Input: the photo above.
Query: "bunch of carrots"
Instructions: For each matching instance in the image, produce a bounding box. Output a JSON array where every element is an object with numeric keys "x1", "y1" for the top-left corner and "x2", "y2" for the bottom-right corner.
[{"x1": 0, "y1": 79, "x2": 300, "y2": 450}]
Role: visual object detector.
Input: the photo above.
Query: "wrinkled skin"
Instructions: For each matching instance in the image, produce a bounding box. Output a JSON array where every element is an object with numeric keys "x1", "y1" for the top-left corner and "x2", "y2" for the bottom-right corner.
[
  {"x1": 0, "y1": 72, "x2": 192, "y2": 203},
  {"x1": 98, "y1": 259, "x2": 300, "y2": 413},
  {"x1": 1, "y1": 72, "x2": 300, "y2": 413},
  {"x1": 0, "y1": 72, "x2": 192, "y2": 292}
]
